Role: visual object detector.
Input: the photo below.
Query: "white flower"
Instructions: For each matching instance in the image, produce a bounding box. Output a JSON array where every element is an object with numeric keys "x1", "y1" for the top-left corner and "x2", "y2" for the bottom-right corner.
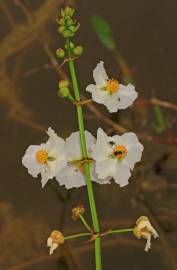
[
  {"x1": 22, "y1": 127, "x2": 67, "y2": 188},
  {"x1": 47, "y1": 230, "x2": 65, "y2": 255},
  {"x1": 92, "y1": 128, "x2": 144, "y2": 187},
  {"x1": 56, "y1": 131, "x2": 110, "y2": 189},
  {"x1": 134, "y1": 216, "x2": 159, "y2": 252},
  {"x1": 86, "y1": 61, "x2": 137, "y2": 113}
]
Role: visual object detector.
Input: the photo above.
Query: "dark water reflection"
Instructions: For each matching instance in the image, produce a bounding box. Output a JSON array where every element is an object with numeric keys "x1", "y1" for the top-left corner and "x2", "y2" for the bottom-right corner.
[{"x1": 0, "y1": 0, "x2": 177, "y2": 269}]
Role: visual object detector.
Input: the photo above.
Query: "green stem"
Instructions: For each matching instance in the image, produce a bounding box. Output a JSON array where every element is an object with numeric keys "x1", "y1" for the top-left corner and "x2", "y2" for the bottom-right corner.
[
  {"x1": 65, "y1": 232, "x2": 91, "y2": 241},
  {"x1": 66, "y1": 38, "x2": 102, "y2": 270},
  {"x1": 108, "y1": 228, "x2": 134, "y2": 235},
  {"x1": 64, "y1": 228, "x2": 134, "y2": 242},
  {"x1": 79, "y1": 214, "x2": 93, "y2": 232}
]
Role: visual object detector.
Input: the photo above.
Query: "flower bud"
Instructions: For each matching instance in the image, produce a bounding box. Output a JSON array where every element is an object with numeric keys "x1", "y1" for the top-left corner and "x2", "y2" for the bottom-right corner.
[
  {"x1": 69, "y1": 25, "x2": 77, "y2": 33},
  {"x1": 47, "y1": 230, "x2": 64, "y2": 255},
  {"x1": 64, "y1": 7, "x2": 75, "y2": 17},
  {"x1": 58, "y1": 26, "x2": 65, "y2": 34},
  {"x1": 60, "y1": 9, "x2": 65, "y2": 17},
  {"x1": 62, "y1": 30, "x2": 72, "y2": 38},
  {"x1": 58, "y1": 87, "x2": 70, "y2": 98},
  {"x1": 66, "y1": 18, "x2": 74, "y2": 26},
  {"x1": 59, "y1": 18, "x2": 65, "y2": 25},
  {"x1": 72, "y1": 205, "x2": 85, "y2": 220},
  {"x1": 65, "y1": 42, "x2": 74, "y2": 50},
  {"x1": 56, "y1": 48, "x2": 65, "y2": 58},
  {"x1": 73, "y1": 46, "x2": 84, "y2": 56},
  {"x1": 58, "y1": 80, "x2": 69, "y2": 88}
]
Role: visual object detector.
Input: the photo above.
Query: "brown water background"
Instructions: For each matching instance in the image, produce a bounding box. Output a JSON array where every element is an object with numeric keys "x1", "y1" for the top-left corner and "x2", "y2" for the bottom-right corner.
[{"x1": 0, "y1": 0, "x2": 177, "y2": 270}]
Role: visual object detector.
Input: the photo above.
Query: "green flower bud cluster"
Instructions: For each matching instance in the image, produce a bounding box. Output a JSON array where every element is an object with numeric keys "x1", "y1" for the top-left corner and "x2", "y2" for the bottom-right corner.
[
  {"x1": 56, "y1": 43, "x2": 84, "y2": 58},
  {"x1": 57, "y1": 6, "x2": 80, "y2": 38},
  {"x1": 58, "y1": 80, "x2": 70, "y2": 98}
]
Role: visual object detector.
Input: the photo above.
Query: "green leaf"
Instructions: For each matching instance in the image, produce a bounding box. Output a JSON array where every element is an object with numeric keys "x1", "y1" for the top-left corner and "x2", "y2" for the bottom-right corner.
[
  {"x1": 153, "y1": 105, "x2": 167, "y2": 134},
  {"x1": 91, "y1": 15, "x2": 116, "y2": 51}
]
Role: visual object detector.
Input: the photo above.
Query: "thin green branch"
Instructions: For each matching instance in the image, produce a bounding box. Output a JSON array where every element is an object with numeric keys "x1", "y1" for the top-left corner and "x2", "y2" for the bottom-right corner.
[
  {"x1": 79, "y1": 214, "x2": 93, "y2": 232},
  {"x1": 108, "y1": 228, "x2": 134, "y2": 235},
  {"x1": 65, "y1": 232, "x2": 91, "y2": 241}
]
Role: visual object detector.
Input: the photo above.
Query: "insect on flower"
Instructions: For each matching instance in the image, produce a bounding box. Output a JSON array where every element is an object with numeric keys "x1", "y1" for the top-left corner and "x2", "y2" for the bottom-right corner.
[{"x1": 92, "y1": 128, "x2": 144, "y2": 187}]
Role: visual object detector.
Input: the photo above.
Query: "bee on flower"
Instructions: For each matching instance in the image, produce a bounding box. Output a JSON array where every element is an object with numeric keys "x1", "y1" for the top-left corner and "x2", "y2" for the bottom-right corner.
[
  {"x1": 47, "y1": 230, "x2": 65, "y2": 255},
  {"x1": 22, "y1": 127, "x2": 67, "y2": 188},
  {"x1": 92, "y1": 128, "x2": 144, "y2": 187},
  {"x1": 133, "y1": 216, "x2": 159, "y2": 252},
  {"x1": 86, "y1": 61, "x2": 137, "y2": 113},
  {"x1": 56, "y1": 131, "x2": 110, "y2": 189}
]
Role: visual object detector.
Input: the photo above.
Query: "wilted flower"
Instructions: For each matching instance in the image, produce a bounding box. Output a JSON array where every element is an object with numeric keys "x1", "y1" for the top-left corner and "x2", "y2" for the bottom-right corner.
[
  {"x1": 72, "y1": 205, "x2": 85, "y2": 220},
  {"x1": 92, "y1": 128, "x2": 143, "y2": 187},
  {"x1": 86, "y1": 61, "x2": 137, "y2": 113},
  {"x1": 22, "y1": 127, "x2": 67, "y2": 188},
  {"x1": 133, "y1": 216, "x2": 159, "y2": 252},
  {"x1": 56, "y1": 131, "x2": 110, "y2": 189},
  {"x1": 47, "y1": 230, "x2": 65, "y2": 255}
]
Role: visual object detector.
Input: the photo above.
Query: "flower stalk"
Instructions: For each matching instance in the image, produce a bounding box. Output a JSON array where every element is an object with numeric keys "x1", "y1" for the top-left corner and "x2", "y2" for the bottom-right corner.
[
  {"x1": 66, "y1": 37, "x2": 102, "y2": 270},
  {"x1": 79, "y1": 214, "x2": 93, "y2": 232}
]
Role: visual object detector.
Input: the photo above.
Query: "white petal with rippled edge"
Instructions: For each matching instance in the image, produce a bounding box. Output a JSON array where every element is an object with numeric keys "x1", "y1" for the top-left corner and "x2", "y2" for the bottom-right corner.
[
  {"x1": 116, "y1": 84, "x2": 138, "y2": 109},
  {"x1": 56, "y1": 130, "x2": 111, "y2": 189},
  {"x1": 112, "y1": 163, "x2": 131, "y2": 187},
  {"x1": 22, "y1": 127, "x2": 67, "y2": 188},
  {"x1": 86, "y1": 62, "x2": 138, "y2": 113},
  {"x1": 92, "y1": 128, "x2": 112, "y2": 161},
  {"x1": 92, "y1": 128, "x2": 143, "y2": 187},
  {"x1": 93, "y1": 61, "x2": 108, "y2": 86},
  {"x1": 65, "y1": 130, "x2": 95, "y2": 160}
]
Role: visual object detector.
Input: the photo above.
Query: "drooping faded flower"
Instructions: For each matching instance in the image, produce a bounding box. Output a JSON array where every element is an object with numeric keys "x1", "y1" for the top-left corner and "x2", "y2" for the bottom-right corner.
[
  {"x1": 92, "y1": 128, "x2": 143, "y2": 187},
  {"x1": 133, "y1": 216, "x2": 159, "y2": 252},
  {"x1": 86, "y1": 61, "x2": 137, "y2": 113},
  {"x1": 22, "y1": 127, "x2": 67, "y2": 188},
  {"x1": 72, "y1": 205, "x2": 85, "y2": 220},
  {"x1": 56, "y1": 131, "x2": 110, "y2": 189},
  {"x1": 47, "y1": 230, "x2": 65, "y2": 255}
]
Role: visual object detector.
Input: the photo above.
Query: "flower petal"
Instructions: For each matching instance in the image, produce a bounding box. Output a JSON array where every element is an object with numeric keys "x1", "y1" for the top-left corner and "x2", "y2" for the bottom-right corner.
[
  {"x1": 117, "y1": 84, "x2": 138, "y2": 109},
  {"x1": 102, "y1": 92, "x2": 120, "y2": 113},
  {"x1": 56, "y1": 165, "x2": 86, "y2": 189},
  {"x1": 86, "y1": 84, "x2": 106, "y2": 104},
  {"x1": 91, "y1": 163, "x2": 111, "y2": 184},
  {"x1": 22, "y1": 145, "x2": 44, "y2": 177},
  {"x1": 112, "y1": 163, "x2": 131, "y2": 187},
  {"x1": 92, "y1": 128, "x2": 112, "y2": 161},
  {"x1": 93, "y1": 61, "x2": 108, "y2": 86},
  {"x1": 95, "y1": 158, "x2": 117, "y2": 179}
]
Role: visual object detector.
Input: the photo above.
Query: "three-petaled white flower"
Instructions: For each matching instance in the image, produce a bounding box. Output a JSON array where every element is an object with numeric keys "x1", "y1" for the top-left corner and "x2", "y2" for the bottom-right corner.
[
  {"x1": 86, "y1": 61, "x2": 137, "y2": 113},
  {"x1": 92, "y1": 128, "x2": 144, "y2": 187},
  {"x1": 134, "y1": 216, "x2": 159, "y2": 252},
  {"x1": 22, "y1": 127, "x2": 67, "y2": 188},
  {"x1": 56, "y1": 131, "x2": 110, "y2": 189}
]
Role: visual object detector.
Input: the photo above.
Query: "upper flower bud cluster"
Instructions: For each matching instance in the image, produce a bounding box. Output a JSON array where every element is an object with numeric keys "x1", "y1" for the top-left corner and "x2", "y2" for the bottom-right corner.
[{"x1": 57, "y1": 7, "x2": 80, "y2": 38}]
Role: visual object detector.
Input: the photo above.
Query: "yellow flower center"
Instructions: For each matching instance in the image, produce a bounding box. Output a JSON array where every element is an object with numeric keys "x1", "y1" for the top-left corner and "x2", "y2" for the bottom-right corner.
[
  {"x1": 113, "y1": 145, "x2": 127, "y2": 160},
  {"x1": 106, "y1": 79, "x2": 119, "y2": 93},
  {"x1": 36, "y1": 149, "x2": 48, "y2": 164}
]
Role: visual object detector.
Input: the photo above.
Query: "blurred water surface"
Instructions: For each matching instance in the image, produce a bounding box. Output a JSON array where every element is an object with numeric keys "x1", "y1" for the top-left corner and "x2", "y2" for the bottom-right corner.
[{"x1": 0, "y1": 1, "x2": 177, "y2": 270}]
